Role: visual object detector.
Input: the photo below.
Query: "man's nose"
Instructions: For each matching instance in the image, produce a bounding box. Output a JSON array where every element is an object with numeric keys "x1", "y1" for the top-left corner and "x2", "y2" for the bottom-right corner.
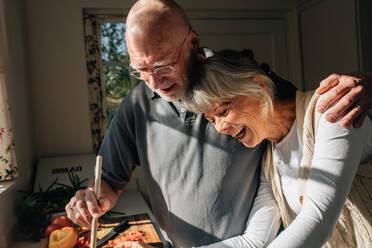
[
  {"x1": 146, "y1": 73, "x2": 162, "y2": 89},
  {"x1": 215, "y1": 119, "x2": 230, "y2": 134}
]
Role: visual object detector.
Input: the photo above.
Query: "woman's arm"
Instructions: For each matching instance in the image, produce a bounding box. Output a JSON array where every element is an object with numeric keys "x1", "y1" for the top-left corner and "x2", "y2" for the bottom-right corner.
[
  {"x1": 268, "y1": 112, "x2": 372, "y2": 248},
  {"x1": 200, "y1": 171, "x2": 281, "y2": 248},
  {"x1": 115, "y1": 171, "x2": 281, "y2": 248}
]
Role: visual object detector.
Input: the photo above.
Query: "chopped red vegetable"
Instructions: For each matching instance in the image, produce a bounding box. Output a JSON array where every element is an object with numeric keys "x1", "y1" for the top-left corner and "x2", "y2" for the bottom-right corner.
[
  {"x1": 74, "y1": 236, "x2": 90, "y2": 248},
  {"x1": 107, "y1": 230, "x2": 146, "y2": 246}
]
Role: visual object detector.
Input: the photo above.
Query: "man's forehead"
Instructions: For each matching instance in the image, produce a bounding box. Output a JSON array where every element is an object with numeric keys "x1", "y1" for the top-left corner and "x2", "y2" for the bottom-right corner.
[
  {"x1": 127, "y1": 25, "x2": 183, "y2": 67},
  {"x1": 128, "y1": 37, "x2": 175, "y2": 65}
]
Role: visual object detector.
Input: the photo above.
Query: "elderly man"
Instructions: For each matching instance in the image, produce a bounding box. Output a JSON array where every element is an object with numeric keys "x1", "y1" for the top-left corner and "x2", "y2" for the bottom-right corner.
[{"x1": 66, "y1": 0, "x2": 372, "y2": 247}]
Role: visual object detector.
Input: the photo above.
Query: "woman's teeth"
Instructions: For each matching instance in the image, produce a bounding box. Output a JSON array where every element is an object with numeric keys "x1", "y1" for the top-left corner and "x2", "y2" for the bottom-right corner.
[{"x1": 234, "y1": 126, "x2": 246, "y2": 139}]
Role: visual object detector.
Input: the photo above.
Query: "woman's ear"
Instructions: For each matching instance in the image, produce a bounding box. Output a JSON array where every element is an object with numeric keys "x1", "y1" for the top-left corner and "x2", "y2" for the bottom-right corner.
[{"x1": 253, "y1": 75, "x2": 268, "y2": 90}]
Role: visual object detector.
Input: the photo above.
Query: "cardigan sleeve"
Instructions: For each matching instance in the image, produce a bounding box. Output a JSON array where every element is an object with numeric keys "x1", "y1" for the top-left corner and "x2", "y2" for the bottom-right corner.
[{"x1": 268, "y1": 112, "x2": 372, "y2": 248}]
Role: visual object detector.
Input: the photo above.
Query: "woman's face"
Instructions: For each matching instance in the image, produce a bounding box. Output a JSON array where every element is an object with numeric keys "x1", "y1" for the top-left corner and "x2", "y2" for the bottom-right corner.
[{"x1": 204, "y1": 95, "x2": 271, "y2": 147}]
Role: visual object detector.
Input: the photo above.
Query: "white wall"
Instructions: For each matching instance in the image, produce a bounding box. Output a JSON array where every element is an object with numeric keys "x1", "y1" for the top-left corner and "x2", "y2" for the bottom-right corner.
[
  {"x1": 26, "y1": 0, "x2": 134, "y2": 158},
  {"x1": 0, "y1": 0, "x2": 35, "y2": 246},
  {"x1": 297, "y1": 0, "x2": 360, "y2": 90},
  {"x1": 357, "y1": 0, "x2": 372, "y2": 72}
]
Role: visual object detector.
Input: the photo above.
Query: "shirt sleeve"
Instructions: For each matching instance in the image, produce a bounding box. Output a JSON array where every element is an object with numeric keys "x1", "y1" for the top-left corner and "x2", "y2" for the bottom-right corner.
[
  {"x1": 200, "y1": 170, "x2": 281, "y2": 248},
  {"x1": 98, "y1": 94, "x2": 140, "y2": 190},
  {"x1": 268, "y1": 113, "x2": 372, "y2": 248}
]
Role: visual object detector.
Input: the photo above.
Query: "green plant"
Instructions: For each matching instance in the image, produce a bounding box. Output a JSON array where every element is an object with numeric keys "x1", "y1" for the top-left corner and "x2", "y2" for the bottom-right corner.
[{"x1": 17, "y1": 171, "x2": 88, "y2": 241}]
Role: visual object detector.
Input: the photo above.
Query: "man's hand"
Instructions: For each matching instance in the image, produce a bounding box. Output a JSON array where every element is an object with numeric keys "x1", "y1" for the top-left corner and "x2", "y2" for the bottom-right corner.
[
  {"x1": 316, "y1": 73, "x2": 372, "y2": 128},
  {"x1": 114, "y1": 240, "x2": 154, "y2": 248},
  {"x1": 65, "y1": 179, "x2": 122, "y2": 228}
]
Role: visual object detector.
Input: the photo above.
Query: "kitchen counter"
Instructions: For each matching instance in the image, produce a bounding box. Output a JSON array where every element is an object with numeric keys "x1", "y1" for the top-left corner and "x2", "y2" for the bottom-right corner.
[{"x1": 11, "y1": 189, "x2": 166, "y2": 248}]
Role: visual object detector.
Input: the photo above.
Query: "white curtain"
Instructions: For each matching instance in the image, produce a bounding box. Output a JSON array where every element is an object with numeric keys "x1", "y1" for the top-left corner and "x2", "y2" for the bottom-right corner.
[{"x1": 0, "y1": 68, "x2": 17, "y2": 181}]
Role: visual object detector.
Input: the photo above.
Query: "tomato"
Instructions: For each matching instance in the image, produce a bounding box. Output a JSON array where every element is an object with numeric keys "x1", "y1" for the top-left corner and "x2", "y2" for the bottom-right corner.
[
  {"x1": 51, "y1": 216, "x2": 72, "y2": 228},
  {"x1": 44, "y1": 224, "x2": 62, "y2": 238}
]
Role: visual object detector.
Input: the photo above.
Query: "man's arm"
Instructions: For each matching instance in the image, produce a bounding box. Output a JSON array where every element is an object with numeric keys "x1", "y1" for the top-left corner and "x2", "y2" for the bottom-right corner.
[
  {"x1": 66, "y1": 91, "x2": 140, "y2": 228},
  {"x1": 316, "y1": 73, "x2": 372, "y2": 128}
]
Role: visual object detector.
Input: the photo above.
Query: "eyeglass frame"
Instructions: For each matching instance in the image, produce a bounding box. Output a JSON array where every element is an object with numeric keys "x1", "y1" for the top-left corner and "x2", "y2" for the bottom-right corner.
[{"x1": 129, "y1": 27, "x2": 192, "y2": 80}]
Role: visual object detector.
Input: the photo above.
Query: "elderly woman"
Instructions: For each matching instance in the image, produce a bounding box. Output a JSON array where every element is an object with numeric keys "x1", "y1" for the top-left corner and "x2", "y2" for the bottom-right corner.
[{"x1": 182, "y1": 50, "x2": 372, "y2": 248}]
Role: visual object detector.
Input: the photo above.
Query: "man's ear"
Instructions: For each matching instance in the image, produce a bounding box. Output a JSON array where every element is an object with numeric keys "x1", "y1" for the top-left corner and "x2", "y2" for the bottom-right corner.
[{"x1": 189, "y1": 28, "x2": 200, "y2": 51}]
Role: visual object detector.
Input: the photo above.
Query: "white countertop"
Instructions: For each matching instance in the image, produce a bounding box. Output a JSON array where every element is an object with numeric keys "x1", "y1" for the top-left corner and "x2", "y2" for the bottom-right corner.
[{"x1": 11, "y1": 189, "x2": 166, "y2": 248}]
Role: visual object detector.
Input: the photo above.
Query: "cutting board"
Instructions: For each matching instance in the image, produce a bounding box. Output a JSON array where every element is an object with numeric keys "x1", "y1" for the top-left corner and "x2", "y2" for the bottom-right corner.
[
  {"x1": 97, "y1": 213, "x2": 163, "y2": 247},
  {"x1": 41, "y1": 213, "x2": 164, "y2": 248}
]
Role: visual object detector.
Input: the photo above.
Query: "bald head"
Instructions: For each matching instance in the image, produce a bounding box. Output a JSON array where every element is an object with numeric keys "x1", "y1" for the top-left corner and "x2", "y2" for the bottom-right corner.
[
  {"x1": 126, "y1": 0, "x2": 191, "y2": 53},
  {"x1": 126, "y1": 0, "x2": 200, "y2": 101}
]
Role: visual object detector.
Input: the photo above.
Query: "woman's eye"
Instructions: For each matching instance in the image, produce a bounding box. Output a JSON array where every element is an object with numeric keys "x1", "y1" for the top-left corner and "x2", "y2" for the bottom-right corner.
[{"x1": 220, "y1": 109, "x2": 229, "y2": 116}]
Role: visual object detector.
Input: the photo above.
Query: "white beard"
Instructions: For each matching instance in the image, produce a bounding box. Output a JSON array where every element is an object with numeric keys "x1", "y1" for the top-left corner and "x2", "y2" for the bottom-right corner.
[
  {"x1": 154, "y1": 90, "x2": 178, "y2": 102},
  {"x1": 154, "y1": 84, "x2": 186, "y2": 102}
]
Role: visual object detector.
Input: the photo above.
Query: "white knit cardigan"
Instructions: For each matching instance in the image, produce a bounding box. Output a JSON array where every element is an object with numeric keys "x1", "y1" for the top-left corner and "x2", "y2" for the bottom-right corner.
[{"x1": 262, "y1": 91, "x2": 372, "y2": 248}]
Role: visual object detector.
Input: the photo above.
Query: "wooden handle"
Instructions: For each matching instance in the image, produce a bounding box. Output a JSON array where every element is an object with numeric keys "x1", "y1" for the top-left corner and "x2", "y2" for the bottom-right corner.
[
  {"x1": 90, "y1": 155, "x2": 103, "y2": 248},
  {"x1": 94, "y1": 155, "x2": 102, "y2": 199}
]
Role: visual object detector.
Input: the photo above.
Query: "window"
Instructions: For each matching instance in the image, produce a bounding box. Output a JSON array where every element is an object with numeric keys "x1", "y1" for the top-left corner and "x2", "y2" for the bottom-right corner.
[{"x1": 100, "y1": 21, "x2": 140, "y2": 124}]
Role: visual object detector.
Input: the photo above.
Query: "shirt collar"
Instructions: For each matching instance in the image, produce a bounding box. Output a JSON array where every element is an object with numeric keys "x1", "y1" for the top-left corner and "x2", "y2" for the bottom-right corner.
[{"x1": 145, "y1": 84, "x2": 159, "y2": 99}]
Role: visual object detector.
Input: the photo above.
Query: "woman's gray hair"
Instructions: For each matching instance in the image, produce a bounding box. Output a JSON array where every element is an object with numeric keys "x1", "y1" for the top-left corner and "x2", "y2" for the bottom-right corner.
[{"x1": 182, "y1": 49, "x2": 276, "y2": 115}]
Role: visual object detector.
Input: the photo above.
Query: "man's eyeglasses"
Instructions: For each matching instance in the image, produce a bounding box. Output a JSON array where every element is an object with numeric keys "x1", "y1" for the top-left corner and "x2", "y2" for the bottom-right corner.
[
  {"x1": 129, "y1": 28, "x2": 191, "y2": 80},
  {"x1": 129, "y1": 64, "x2": 176, "y2": 80}
]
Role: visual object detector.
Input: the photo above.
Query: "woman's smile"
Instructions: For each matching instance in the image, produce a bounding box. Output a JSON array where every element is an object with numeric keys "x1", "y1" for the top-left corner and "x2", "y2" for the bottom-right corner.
[{"x1": 233, "y1": 126, "x2": 246, "y2": 140}]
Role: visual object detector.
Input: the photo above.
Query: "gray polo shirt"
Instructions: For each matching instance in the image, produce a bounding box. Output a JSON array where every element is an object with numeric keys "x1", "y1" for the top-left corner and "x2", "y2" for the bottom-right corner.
[{"x1": 99, "y1": 83, "x2": 266, "y2": 247}]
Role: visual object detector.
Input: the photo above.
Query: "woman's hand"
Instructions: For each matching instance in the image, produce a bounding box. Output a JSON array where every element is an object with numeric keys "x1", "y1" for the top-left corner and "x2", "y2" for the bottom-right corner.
[
  {"x1": 114, "y1": 240, "x2": 155, "y2": 248},
  {"x1": 316, "y1": 73, "x2": 372, "y2": 128}
]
